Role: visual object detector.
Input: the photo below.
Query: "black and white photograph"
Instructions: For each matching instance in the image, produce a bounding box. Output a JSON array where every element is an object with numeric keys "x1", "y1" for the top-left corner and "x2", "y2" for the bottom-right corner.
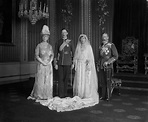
[{"x1": 0, "y1": 0, "x2": 148, "y2": 122}]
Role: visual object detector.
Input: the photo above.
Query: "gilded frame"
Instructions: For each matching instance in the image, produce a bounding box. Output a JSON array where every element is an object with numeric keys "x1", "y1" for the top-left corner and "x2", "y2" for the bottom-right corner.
[{"x1": 0, "y1": 0, "x2": 15, "y2": 46}]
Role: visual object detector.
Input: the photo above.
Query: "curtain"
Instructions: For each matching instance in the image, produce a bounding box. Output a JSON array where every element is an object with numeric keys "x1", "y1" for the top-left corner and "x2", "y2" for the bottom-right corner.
[{"x1": 113, "y1": 0, "x2": 147, "y2": 73}]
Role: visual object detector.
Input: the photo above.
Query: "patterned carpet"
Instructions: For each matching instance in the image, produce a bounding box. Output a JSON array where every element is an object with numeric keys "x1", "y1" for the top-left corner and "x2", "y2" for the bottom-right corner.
[{"x1": 0, "y1": 79, "x2": 148, "y2": 122}]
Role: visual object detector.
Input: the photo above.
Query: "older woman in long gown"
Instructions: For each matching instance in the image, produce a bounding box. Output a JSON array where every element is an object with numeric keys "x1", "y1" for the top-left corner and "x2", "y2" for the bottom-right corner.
[{"x1": 28, "y1": 25, "x2": 54, "y2": 100}]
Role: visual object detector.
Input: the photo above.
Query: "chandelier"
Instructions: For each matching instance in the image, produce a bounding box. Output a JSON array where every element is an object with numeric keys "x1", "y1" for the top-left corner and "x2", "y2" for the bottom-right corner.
[{"x1": 18, "y1": 0, "x2": 49, "y2": 25}]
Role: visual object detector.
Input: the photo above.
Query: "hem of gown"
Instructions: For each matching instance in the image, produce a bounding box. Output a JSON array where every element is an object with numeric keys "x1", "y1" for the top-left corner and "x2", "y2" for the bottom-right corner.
[
  {"x1": 27, "y1": 96, "x2": 52, "y2": 101},
  {"x1": 35, "y1": 96, "x2": 99, "y2": 112}
]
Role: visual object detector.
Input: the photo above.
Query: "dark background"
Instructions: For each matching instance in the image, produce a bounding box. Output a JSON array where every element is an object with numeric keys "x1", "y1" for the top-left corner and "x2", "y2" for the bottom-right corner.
[
  {"x1": 113, "y1": 0, "x2": 148, "y2": 73},
  {"x1": 0, "y1": 0, "x2": 12, "y2": 44}
]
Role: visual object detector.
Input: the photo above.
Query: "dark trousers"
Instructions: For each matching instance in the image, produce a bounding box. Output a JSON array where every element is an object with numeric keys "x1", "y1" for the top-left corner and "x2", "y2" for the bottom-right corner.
[
  {"x1": 99, "y1": 68, "x2": 112, "y2": 99},
  {"x1": 58, "y1": 65, "x2": 70, "y2": 97}
]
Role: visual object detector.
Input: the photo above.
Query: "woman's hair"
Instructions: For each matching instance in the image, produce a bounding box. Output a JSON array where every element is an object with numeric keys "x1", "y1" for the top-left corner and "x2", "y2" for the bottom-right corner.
[
  {"x1": 78, "y1": 34, "x2": 90, "y2": 44},
  {"x1": 61, "y1": 28, "x2": 68, "y2": 32}
]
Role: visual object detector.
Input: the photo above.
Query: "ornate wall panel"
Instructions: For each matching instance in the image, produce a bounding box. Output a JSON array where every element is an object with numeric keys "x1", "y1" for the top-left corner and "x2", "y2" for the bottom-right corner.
[
  {"x1": 91, "y1": 0, "x2": 114, "y2": 61},
  {"x1": 0, "y1": 0, "x2": 20, "y2": 62},
  {"x1": 55, "y1": 0, "x2": 80, "y2": 48},
  {"x1": 27, "y1": 0, "x2": 49, "y2": 61},
  {"x1": 48, "y1": 0, "x2": 56, "y2": 51},
  {"x1": 81, "y1": 0, "x2": 91, "y2": 41},
  {"x1": 27, "y1": 20, "x2": 47, "y2": 61}
]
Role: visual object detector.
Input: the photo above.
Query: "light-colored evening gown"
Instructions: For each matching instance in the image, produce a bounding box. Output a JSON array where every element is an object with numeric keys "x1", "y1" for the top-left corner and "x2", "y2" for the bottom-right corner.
[{"x1": 28, "y1": 42, "x2": 53, "y2": 100}]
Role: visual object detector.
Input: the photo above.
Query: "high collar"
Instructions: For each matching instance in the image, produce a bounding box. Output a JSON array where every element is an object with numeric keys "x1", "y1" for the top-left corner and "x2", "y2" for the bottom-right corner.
[
  {"x1": 62, "y1": 38, "x2": 68, "y2": 42},
  {"x1": 102, "y1": 42, "x2": 109, "y2": 47}
]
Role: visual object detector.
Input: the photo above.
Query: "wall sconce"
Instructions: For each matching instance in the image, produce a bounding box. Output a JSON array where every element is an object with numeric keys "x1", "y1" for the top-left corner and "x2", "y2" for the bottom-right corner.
[{"x1": 18, "y1": 0, "x2": 49, "y2": 25}]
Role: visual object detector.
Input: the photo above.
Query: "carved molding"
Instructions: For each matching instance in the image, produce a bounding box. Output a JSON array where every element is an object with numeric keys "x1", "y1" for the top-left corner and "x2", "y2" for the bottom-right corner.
[
  {"x1": 49, "y1": 0, "x2": 56, "y2": 48},
  {"x1": 81, "y1": 0, "x2": 91, "y2": 41},
  {"x1": 96, "y1": 0, "x2": 109, "y2": 32},
  {"x1": 0, "y1": 0, "x2": 15, "y2": 46},
  {"x1": 61, "y1": 0, "x2": 73, "y2": 30},
  {"x1": 20, "y1": 19, "x2": 28, "y2": 62},
  {"x1": 0, "y1": 62, "x2": 36, "y2": 84}
]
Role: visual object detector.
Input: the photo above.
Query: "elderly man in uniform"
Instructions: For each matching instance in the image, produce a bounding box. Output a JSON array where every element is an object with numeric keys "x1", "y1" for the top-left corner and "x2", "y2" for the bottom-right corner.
[{"x1": 97, "y1": 33, "x2": 118, "y2": 101}]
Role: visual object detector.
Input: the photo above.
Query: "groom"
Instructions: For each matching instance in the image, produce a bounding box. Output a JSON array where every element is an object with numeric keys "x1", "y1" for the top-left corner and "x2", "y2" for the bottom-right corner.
[{"x1": 54, "y1": 28, "x2": 75, "y2": 98}]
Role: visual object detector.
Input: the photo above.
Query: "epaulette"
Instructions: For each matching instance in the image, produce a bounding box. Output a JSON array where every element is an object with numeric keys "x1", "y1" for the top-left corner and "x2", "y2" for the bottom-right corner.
[{"x1": 106, "y1": 43, "x2": 112, "y2": 48}]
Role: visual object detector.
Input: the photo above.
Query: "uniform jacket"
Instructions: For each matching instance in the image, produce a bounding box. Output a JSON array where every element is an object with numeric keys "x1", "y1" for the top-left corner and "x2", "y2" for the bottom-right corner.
[
  {"x1": 54, "y1": 38, "x2": 75, "y2": 65},
  {"x1": 98, "y1": 42, "x2": 118, "y2": 69}
]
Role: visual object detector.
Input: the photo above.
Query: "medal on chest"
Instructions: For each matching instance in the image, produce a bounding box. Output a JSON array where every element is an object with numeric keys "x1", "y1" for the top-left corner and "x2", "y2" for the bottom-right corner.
[{"x1": 100, "y1": 46, "x2": 109, "y2": 55}]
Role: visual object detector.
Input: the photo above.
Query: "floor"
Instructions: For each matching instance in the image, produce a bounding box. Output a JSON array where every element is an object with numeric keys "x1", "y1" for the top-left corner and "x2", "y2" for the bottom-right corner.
[{"x1": 0, "y1": 79, "x2": 148, "y2": 122}]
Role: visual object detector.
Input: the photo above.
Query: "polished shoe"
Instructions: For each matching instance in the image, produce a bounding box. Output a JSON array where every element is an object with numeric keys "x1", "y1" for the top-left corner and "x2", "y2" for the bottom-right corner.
[
  {"x1": 106, "y1": 98, "x2": 110, "y2": 101},
  {"x1": 99, "y1": 97, "x2": 105, "y2": 100}
]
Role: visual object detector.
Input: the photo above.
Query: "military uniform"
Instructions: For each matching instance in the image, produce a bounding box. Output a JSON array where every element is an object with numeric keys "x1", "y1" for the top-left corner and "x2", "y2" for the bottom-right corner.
[
  {"x1": 98, "y1": 42, "x2": 118, "y2": 100},
  {"x1": 54, "y1": 38, "x2": 75, "y2": 97}
]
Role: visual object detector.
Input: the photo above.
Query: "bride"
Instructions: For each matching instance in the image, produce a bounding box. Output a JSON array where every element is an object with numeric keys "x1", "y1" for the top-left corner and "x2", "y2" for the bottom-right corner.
[
  {"x1": 34, "y1": 34, "x2": 99, "y2": 112},
  {"x1": 73, "y1": 34, "x2": 99, "y2": 103}
]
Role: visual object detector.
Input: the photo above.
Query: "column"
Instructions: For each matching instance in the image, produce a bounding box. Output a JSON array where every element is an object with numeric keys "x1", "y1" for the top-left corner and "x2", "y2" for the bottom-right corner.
[
  {"x1": 80, "y1": 0, "x2": 92, "y2": 42},
  {"x1": 48, "y1": 0, "x2": 56, "y2": 50},
  {"x1": 20, "y1": 20, "x2": 28, "y2": 62}
]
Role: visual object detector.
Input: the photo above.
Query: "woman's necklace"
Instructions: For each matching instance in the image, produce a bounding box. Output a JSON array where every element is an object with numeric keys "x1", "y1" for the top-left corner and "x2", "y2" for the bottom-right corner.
[
  {"x1": 80, "y1": 44, "x2": 86, "y2": 51},
  {"x1": 41, "y1": 41, "x2": 48, "y2": 48}
]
